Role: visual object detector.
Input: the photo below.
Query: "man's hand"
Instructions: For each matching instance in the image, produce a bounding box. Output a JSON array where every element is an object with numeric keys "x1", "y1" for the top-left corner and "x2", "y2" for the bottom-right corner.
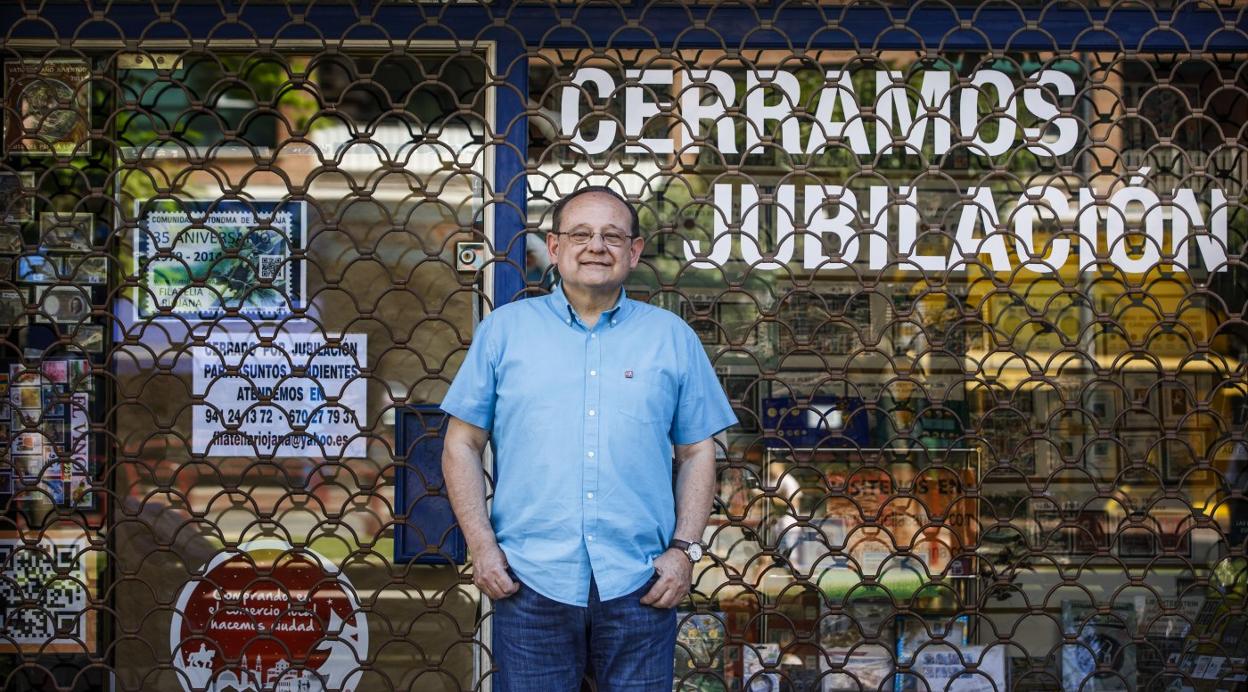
[
  {"x1": 473, "y1": 544, "x2": 520, "y2": 600},
  {"x1": 640, "y1": 548, "x2": 693, "y2": 609}
]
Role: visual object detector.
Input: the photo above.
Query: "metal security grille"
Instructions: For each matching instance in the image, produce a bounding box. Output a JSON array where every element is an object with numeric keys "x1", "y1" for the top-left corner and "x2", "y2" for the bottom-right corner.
[{"x1": 0, "y1": 2, "x2": 1245, "y2": 691}]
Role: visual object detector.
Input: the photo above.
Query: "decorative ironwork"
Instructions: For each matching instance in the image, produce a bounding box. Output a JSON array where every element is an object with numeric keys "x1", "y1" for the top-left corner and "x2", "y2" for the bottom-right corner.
[{"x1": 0, "y1": 2, "x2": 1244, "y2": 690}]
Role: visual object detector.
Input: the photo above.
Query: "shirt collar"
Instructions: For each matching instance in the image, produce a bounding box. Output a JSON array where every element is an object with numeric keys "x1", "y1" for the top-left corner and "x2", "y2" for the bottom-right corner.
[{"x1": 548, "y1": 281, "x2": 631, "y2": 328}]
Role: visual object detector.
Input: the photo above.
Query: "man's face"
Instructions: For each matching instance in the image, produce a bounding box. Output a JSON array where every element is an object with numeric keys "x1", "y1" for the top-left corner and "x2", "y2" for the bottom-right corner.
[{"x1": 546, "y1": 192, "x2": 643, "y2": 294}]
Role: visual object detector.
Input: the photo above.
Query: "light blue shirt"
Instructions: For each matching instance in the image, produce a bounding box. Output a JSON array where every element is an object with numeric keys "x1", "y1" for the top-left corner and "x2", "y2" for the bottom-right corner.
[{"x1": 440, "y1": 282, "x2": 737, "y2": 606}]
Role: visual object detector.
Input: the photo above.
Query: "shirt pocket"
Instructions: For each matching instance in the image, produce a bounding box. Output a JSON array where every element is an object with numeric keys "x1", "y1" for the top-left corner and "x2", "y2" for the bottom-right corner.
[{"x1": 614, "y1": 371, "x2": 670, "y2": 424}]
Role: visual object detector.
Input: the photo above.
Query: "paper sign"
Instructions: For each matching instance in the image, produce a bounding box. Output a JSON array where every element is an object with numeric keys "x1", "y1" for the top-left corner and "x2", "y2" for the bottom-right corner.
[{"x1": 192, "y1": 333, "x2": 366, "y2": 458}]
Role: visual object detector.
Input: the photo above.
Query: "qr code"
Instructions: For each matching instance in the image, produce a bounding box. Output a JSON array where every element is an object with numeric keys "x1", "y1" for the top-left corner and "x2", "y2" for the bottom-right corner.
[
  {"x1": 257, "y1": 254, "x2": 283, "y2": 280},
  {"x1": 0, "y1": 537, "x2": 88, "y2": 645}
]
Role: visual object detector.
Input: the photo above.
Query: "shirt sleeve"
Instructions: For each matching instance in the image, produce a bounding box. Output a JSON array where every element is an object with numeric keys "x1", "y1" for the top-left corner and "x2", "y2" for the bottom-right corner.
[
  {"x1": 670, "y1": 324, "x2": 738, "y2": 445},
  {"x1": 440, "y1": 313, "x2": 499, "y2": 431}
]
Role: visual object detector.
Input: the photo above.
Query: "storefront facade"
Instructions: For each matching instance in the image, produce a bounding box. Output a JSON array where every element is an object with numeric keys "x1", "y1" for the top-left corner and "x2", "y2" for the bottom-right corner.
[{"x1": 0, "y1": 2, "x2": 1244, "y2": 690}]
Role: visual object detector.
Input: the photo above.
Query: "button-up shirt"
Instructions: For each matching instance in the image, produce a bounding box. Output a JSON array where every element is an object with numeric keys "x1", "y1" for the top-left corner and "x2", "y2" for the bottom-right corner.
[{"x1": 440, "y1": 282, "x2": 737, "y2": 606}]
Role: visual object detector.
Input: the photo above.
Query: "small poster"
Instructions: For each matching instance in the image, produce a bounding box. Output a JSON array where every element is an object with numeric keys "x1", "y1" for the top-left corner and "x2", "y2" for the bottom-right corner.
[
  {"x1": 170, "y1": 540, "x2": 368, "y2": 692},
  {"x1": 1061, "y1": 600, "x2": 1138, "y2": 691},
  {"x1": 910, "y1": 645, "x2": 1006, "y2": 691},
  {"x1": 0, "y1": 529, "x2": 99, "y2": 653},
  {"x1": 2, "y1": 360, "x2": 94, "y2": 508},
  {"x1": 192, "y1": 332, "x2": 366, "y2": 458},
  {"x1": 3, "y1": 60, "x2": 91, "y2": 156},
  {"x1": 820, "y1": 647, "x2": 893, "y2": 691},
  {"x1": 673, "y1": 613, "x2": 726, "y2": 691},
  {"x1": 134, "y1": 199, "x2": 306, "y2": 320},
  {"x1": 742, "y1": 643, "x2": 781, "y2": 692}
]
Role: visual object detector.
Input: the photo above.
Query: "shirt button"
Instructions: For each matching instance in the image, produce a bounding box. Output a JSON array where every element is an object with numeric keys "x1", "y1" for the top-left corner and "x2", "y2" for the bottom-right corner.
[
  {"x1": 590, "y1": 370, "x2": 597, "y2": 376},
  {"x1": 587, "y1": 451, "x2": 594, "y2": 458},
  {"x1": 590, "y1": 333, "x2": 596, "y2": 339},
  {"x1": 587, "y1": 535, "x2": 594, "y2": 541},
  {"x1": 588, "y1": 409, "x2": 596, "y2": 416},
  {"x1": 611, "y1": 320, "x2": 617, "y2": 326},
  {"x1": 587, "y1": 492, "x2": 594, "y2": 499}
]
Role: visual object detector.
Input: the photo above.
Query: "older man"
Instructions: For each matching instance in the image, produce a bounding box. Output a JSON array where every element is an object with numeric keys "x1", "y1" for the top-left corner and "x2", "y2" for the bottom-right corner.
[{"x1": 440, "y1": 185, "x2": 736, "y2": 691}]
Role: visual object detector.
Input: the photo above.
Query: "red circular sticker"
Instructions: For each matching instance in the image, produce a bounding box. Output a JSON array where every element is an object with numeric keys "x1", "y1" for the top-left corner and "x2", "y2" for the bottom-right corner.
[{"x1": 171, "y1": 541, "x2": 367, "y2": 692}]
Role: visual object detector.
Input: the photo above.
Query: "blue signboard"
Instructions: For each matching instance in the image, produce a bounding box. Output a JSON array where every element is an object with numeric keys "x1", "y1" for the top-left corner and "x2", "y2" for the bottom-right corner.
[{"x1": 762, "y1": 396, "x2": 870, "y2": 449}]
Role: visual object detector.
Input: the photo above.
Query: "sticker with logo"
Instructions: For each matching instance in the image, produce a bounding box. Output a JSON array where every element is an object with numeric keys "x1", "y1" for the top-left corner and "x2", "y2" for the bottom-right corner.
[{"x1": 170, "y1": 540, "x2": 368, "y2": 692}]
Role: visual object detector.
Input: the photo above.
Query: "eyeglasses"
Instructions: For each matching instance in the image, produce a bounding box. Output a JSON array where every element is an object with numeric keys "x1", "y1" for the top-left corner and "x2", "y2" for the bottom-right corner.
[{"x1": 557, "y1": 230, "x2": 637, "y2": 247}]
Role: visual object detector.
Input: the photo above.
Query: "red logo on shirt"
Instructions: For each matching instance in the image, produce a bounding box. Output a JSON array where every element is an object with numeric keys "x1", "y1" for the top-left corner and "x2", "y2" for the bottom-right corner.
[{"x1": 624, "y1": 370, "x2": 634, "y2": 378}]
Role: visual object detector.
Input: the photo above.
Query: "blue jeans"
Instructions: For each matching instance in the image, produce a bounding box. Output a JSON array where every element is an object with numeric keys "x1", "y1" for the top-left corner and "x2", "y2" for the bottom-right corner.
[{"x1": 491, "y1": 571, "x2": 678, "y2": 691}]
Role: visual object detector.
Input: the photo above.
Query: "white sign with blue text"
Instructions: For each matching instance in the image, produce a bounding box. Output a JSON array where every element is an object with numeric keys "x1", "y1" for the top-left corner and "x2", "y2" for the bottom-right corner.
[{"x1": 192, "y1": 333, "x2": 367, "y2": 458}]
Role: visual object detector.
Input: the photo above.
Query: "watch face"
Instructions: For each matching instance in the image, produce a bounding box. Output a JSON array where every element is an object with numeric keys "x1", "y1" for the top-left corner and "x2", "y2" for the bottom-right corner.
[{"x1": 687, "y1": 543, "x2": 704, "y2": 561}]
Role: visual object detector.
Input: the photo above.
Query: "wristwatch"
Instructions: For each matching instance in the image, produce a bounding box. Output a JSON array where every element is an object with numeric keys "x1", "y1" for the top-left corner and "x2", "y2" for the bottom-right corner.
[{"x1": 669, "y1": 538, "x2": 706, "y2": 563}]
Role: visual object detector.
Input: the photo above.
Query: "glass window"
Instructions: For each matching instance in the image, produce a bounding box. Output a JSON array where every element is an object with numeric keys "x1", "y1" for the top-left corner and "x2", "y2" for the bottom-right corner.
[{"x1": 530, "y1": 46, "x2": 1247, "y2": 691}]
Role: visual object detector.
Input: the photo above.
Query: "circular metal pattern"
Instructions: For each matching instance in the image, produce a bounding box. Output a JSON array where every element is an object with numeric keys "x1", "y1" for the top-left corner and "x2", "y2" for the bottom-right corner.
[{"x1": 0, "y1": 2, "x2": 1244, "y2": 691}]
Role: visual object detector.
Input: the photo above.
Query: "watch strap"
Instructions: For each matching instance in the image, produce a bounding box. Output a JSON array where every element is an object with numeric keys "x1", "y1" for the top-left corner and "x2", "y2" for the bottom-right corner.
[{"x1": 668, "y1": 538, "x2": 704, "y2": 562}]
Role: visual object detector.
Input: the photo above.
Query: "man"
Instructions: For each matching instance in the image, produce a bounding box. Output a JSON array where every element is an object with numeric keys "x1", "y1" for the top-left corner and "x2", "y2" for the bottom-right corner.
[{"x1": 440, "y1": 185, "x2": 736, "y2": 691}]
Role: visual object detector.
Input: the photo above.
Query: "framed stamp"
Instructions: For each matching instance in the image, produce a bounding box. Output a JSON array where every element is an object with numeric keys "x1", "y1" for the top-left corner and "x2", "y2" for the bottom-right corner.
[
  {"x1": 13, "y1": 432, "x2": 42, "y2": 456},
  {"x1": 33, "y1": 285, "x2": 91, "y2": 324},
  {"x1": 12, "y1": 383, "x2": 40, "y2": 410},
  {"x1": 721, "y1": 372, "x2": 761, "y2": 434},
  {"x1": 3, "y1": 59, "x2": 92, "y2": 157},
  {"x1": 778, "y1": 290, "x2": 820, "y2": 352},
  {"x1": 681, "y1": 294, "x2": 720, "y2": 345},
  {"x1": 1032, "y1": 508, "x2": 1109, "y2": 556},
  {"x1": 0, "y1": 225, "x2": 22, "y2": 254},
  {"x1": 1069, "y1": 509, "x2": 1110, "y2": 555},
  {"x1": 1163, "y1": 433, "x2": 1200, "y2": 484},
  {"x1": 1085, "y1": 440, "x2": 1118, "y2": 479},
  {"x1": 717, "y1": 296, "x2": 762, "y2": 350},
  {"x1": 45, "y1": 419, "x2": 67, "y2": 446},
  {"x1": 1161, "y1": 382, "x2": 1190, "y2": 427},
  {"x1": 890, "y1": 288, "x2": 923, "y2": 355},
  {"x1": 1086, "y1": 389, "x2": 1116, "y2": 426},
  {"x1": 1031, "y1": 509, "x2": 1064, "y2": 554},
  {"x1": 0, "y1": 288, "x2": 26, "y2": 325},
  {"x1": 1117, "y1": 528, "x2": 1156, "y2": 558},
  {"x1": 17, "y1": 254, "x2": 58, "y2": 283},
  {"x1": 43, "y1": 384, "x2": 65, "y2": 416},
  {"x1": 819, "y1": 288, "x2": 871, "y2": 356},
  {"x1": 134, "y1": 199, "x2": 307, "y2": 321},
  {"x1": 41, "y1": 360, "x2": 67, "y2": 384},
  {"x1": 1122, "y1": 372, "x2": 1161, "y2": 431},
  {"x1": 0, "y1": 171, "x2": 35, "y2": 224},
  {"x1": 38, "y1": 212, "x2": 93, "y2": 253},
  {"x1": 66, "y1": 323, "x2": 104, "y2": 354},
  {"x1": 1152, "y1": 510, "x2": 1193, "y2": 557},
  {"x1": 61, "y1": 255, "x2": 107, "y2": 284}
]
